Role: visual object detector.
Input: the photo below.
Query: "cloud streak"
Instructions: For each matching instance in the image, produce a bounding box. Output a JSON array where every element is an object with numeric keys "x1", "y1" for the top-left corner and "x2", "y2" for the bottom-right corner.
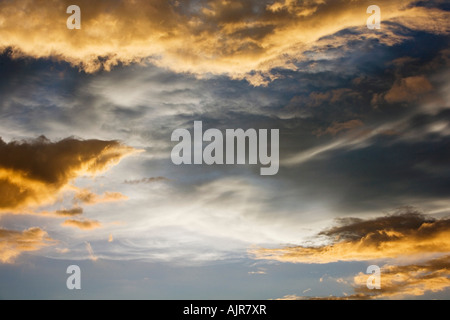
[{"x1": 124, "y1": 177, "x2": 169, "y2": 185}]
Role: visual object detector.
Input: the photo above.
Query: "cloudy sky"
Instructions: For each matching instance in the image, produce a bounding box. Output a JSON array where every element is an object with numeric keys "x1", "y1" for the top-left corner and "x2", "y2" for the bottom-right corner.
[{"x1": 0, "y1": 0, "x2": 449, "y2": 299}]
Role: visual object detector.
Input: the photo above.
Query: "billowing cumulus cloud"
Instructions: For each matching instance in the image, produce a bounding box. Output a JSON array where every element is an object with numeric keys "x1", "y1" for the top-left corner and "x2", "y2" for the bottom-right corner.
[
  {"x1": 252, "y1": 209, "x2": 450, "y2": 264},
  {"x1": 0, "y1": 136, "x2": 138, "y2": 213},
  {"x1": 0, "y1": 0, "x2": 449, "y2": 84},
  {"x1": 0, "y1": 227, "x2": 54, "y2": 263}
]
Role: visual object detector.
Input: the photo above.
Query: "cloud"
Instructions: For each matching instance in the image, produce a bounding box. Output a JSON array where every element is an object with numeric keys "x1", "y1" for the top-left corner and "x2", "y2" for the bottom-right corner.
[
  {"x1": 35, "y1": 207, "x2": 84, "y2": 217},
  {"x1": 0, "y1": 0, "x2": 448, "y2": 84},
  {"x1": 0, "y1": 227, "x2": 54, "y2": 263},
  {"x1": 54, "y1": 207, "x2": 84, "y2": 217},
  {"x1": 252, "y1": 208, "x2": 450, "y2": 264},
  {"x1": 248, "y1": 268, "x2": 267, "y2": 275},
  {"x1": 314, "y1": 120, "x2": 364, "y2": 137},
  {"x1": 124, "y1": 177, "x2": 169, "y2": 185},
  {"x1": 353, "y1": 255, "x2": 450, "y2": 299},
  {"x1": 277, "y1": 255, "x2": 450, "y2": 300},
  {"x1": 74, "y1": 189, "x2": 128, "y2": 205},
  {"x1": 282, "y1": 88, "x2": 364, "y2": 118},
  {"x1": 85, "y1": 241, "x2": 98, "y2": 261},
  {"x1": 0, "y1": 136, "x2": 138, "y2": 213},
  {"x1": 385, "y1": 76, "x2": 433, "y2": 104},
  {"x1": 62, "y1": 218, "x2": 102, "y2": 230}
]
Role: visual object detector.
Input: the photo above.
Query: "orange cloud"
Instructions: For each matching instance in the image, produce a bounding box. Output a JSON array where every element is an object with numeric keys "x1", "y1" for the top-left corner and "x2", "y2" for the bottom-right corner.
[
  {"x1": 385, "y1": 76, "x2": 433, "y2": 104},
  {"x1": 0, "y1": 136, "x2": 138, "y2": 213},
  {"x1": 252, "y1": 209, "x2": 450, "y2": 264},
  {"x1": 74, "y1": 190, "x2": 128, "y2": 205},
  {"x1": 0, "y1": 0, "x2": 448, "y2": 84},
  {"x1": 62, "y1": 218, "x2": 102, "y2": 230},
  {"x1": 37, "y1": 207, "x2": 84, "y2": 217},
  {"x1": 353, "y1": 256, "x2": 450, "y2": 299},
  {"x1": 0, "y1": 227, "x2": 54, "y2": 263},
  {"x1": 54, "y1": 207, "x2": 84, "y2": 217},
  {"x1": 255, "y1": 208, "x2": 450, "y2": 299},
  {"x1": 278, "y1": 255, "x2": 450, "y2": 300}
]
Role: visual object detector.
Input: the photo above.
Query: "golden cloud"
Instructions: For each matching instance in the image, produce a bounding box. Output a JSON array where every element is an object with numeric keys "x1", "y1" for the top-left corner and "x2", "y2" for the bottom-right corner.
[
  {"x1": 62, "y1": 218, "x2": 102, "y2": 230},
  {"x1": 252, "y1": 209, "x2": 450, "y2": 264},
  {"x1": 385, "y1": 76, "x2": 434, "y2": 104},
  {"x1": 278, "y1": 255, "x2": 450, "y2": 300},
  {"x1": 257, "y1": 208, "x2": 450, "y2": 299},
  {"x1": 0, "y1": 0, "x2": 448, "y2": 84},
  {"x1": 0, "y1": 136, "x2": 138, "y2": 213},
  {"x1": 54, "y1": 207, "x2": 84, "y2": 217},
  {"x1": 353, "y1": 255, "x2": 450, "y2": 299},
  {"x1": 0, "y1": 227, "x2": 55, "y2": 263},
  {"x1": 74, "y1": 189, "x2": 128, "y2": 205}
]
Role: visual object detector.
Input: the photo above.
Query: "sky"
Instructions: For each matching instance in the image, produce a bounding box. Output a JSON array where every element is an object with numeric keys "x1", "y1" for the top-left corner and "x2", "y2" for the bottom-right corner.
[{"x1": 0, "y1": 0, "x2": 449, "y2": 300}]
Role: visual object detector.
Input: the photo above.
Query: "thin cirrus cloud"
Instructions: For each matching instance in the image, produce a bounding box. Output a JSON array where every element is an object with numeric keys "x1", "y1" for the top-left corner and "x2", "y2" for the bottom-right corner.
[
  {"x1": 0, "y1": 0, "x2": 449, "y2": 85},
  {"x1": 124, "y1": 177, "x2": 169, "y2": 185}
]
